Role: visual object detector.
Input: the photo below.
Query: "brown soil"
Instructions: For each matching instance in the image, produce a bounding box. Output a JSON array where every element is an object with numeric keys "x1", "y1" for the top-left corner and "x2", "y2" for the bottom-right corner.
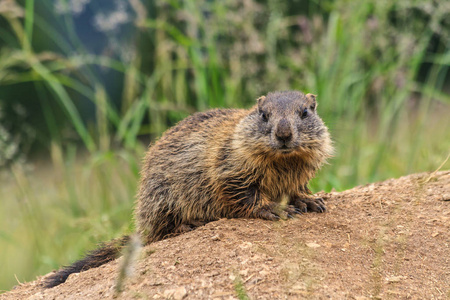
[{"x1": 1, "y1": 171, "x2": 449, "y2": 300}]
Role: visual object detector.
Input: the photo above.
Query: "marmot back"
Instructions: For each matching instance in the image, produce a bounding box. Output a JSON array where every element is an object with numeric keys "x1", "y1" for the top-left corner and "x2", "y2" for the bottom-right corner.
[{"x1": 45, "y1": 90, "x2": 333, "y2": 288}]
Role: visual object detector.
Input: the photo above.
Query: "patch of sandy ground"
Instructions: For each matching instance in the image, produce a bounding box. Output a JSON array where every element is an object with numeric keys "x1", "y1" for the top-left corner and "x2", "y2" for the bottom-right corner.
[{"x1": 1, "y1": 171, "x2": 449, "y2": 299}]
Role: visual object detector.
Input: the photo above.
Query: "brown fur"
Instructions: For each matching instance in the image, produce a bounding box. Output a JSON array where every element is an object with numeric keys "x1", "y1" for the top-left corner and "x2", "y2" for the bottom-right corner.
[
  {"x1": 136, "y1": 90, "x2": 333, "y2": 244},
  {"x1": 45, "y1": 90, "x2": 333, "y2": 288}
]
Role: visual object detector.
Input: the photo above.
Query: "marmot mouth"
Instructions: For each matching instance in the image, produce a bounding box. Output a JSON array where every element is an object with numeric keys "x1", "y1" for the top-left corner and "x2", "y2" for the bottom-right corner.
[{"x1": 278, "y1": 145, "x2": 294, "y2": 154}]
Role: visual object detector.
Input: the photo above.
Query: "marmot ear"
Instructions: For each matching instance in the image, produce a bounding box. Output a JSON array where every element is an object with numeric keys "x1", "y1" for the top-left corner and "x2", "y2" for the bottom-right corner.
[
  {"x1": 305, "y1": 93, "x2": 318, "y2": 111},
  {"x1": 257, "y1": 95, "x2": 266, "y2": 112},
  {"x1": 257, "y1": 95, "x2": 266, "y2": 106}
]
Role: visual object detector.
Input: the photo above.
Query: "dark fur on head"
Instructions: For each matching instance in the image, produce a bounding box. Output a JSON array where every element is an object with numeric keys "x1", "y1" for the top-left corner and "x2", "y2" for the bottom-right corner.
[{"x1": 248, "y1": 91, "x2": 328, "y2": 155}]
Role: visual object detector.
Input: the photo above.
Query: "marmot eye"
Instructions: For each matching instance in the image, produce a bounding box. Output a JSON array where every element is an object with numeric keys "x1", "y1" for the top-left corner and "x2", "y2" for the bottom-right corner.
[
  {"x1": 301, "y1": 108, "x2": 308, "y2": 119},
  {"x1": 261, "y1": 111, "x2": 269, "y2": 122}
]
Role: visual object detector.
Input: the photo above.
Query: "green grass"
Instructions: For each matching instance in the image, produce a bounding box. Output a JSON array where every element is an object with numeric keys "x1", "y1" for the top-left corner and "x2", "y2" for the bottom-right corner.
[
  {"x1": 0, "y1": 0, "x2": 449, "y2": 292},
  {"x1": 233, "y1": 274, "x2": 250, "y2": 300},
  {"x1": 0, "y1": 150, "x2": 138, "y2": 291}
]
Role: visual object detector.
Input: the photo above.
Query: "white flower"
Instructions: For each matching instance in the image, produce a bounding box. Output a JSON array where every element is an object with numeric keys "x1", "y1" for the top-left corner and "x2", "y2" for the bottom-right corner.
[
  {"x1": 93, "y1": 0, "x2": 130, "y2": 32},
  {"x1": 54, "y1": 0, "x2": 90, "y2": 15}
]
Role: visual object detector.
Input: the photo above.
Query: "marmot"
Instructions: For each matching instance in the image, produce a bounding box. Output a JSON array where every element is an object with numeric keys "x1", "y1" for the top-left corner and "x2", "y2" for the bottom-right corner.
[{"x1": 45, "y1": 90, "x2": 333, "y2": 288}]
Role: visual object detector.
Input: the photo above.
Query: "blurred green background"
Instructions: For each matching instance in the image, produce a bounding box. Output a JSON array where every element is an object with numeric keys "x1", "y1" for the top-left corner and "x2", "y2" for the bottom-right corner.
[{"x1": 0, "y1": 0, "x2": 449, "y2": 292}]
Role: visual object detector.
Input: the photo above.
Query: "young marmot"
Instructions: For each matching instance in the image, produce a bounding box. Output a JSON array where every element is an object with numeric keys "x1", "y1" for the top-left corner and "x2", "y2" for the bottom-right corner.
[{"x1": 46, "y1": 90, "x2": 333, "y2": 287}]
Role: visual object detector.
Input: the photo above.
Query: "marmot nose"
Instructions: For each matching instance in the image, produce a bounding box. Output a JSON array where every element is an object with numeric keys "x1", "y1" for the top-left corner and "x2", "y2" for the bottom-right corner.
[{"x1": 275, "y1": 119, "x2": 292, "y2": 143}]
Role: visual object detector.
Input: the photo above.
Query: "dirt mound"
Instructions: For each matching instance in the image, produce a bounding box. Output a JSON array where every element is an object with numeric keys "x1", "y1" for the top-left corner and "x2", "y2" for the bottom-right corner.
[{"x1": 1, "y1": 171, "x2": 449, "y2": 300}]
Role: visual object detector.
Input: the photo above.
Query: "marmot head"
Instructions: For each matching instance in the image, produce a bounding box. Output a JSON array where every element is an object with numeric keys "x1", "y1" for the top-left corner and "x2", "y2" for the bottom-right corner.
[{"x1": 240, "y1": 90, "x2": 331, "y2": 157}]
